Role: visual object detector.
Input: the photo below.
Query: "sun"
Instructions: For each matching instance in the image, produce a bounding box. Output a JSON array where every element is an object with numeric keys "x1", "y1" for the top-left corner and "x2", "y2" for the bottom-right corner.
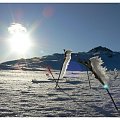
[
  {"x1": 8, "y1": 23, "x2": 32, "y2": 55},
  {"x1": 9, "y1": 32, "x2": 32, "y2": 54}
]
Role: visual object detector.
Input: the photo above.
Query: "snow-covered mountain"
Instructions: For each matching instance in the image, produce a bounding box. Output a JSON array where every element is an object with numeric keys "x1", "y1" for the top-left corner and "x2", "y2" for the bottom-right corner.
[{"x1": 0, "y1": 46, "x2": 120, "y2": 71}]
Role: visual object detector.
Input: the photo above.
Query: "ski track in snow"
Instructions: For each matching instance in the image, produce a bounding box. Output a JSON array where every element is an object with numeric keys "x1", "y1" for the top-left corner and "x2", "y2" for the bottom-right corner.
[{"x1": 0, "y1": 70, "x2": 120, "y2": 117}]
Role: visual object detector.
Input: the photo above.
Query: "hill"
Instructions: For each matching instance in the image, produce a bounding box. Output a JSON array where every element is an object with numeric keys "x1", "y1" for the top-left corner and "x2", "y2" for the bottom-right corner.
[{"x1": 0, "y1": 46, "x2": 120, "y2": 71}]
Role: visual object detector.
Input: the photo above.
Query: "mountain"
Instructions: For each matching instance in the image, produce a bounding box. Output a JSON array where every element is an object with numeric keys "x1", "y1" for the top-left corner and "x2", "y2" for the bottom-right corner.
[
  {"x1": 0, "y1": 46, "x2": 120, "y2": 71},
  {"x1": 88, "y1": 46, "x2": 113, "y2": 54}
]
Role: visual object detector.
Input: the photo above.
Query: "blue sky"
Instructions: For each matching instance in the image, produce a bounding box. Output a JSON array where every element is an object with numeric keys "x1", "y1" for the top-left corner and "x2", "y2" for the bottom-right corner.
[{"x1": 0, "y1": 3, "x2": 120, "y2": 62}]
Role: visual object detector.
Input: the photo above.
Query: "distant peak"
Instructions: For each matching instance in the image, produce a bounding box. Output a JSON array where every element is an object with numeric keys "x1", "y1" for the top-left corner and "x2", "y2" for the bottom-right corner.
[{"x1": 88, "y1": 46, "x2": 113, "y2": 53}]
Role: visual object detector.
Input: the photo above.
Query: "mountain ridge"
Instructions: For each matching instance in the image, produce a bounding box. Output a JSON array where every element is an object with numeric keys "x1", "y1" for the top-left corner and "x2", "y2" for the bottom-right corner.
[{"x1": 0, "y1": 46, "x2": 120, "y2": 71}]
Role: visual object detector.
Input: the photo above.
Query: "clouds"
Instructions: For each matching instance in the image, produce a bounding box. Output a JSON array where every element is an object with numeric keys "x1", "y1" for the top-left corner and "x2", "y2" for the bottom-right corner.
[{"x1": 8, "y1": 23, "x2": 27, "y2": 35}]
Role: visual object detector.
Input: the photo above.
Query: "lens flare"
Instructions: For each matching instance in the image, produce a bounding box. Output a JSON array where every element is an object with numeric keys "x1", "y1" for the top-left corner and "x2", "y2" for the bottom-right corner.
[{"x1": 103, "y1": 84, "x2": 109, "y2": 89}]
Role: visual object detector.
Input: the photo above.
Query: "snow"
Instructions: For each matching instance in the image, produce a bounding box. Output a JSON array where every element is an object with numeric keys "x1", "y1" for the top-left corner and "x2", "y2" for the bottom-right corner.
[
  {"x1": 0, "y1": 70, "x2": 120, "y2": 117},
  {"x1": 59, "y1": 50, "x2": 72, "y2": 79},
  {"x1": 90, "y1": 56, "x2": 109, "y2": 85}
]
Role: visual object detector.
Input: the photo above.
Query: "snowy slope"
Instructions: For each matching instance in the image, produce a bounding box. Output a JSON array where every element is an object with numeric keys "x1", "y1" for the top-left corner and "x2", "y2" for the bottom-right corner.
[{"x1": 0, "y1": 70, "x2": 120, "y2": 117}]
